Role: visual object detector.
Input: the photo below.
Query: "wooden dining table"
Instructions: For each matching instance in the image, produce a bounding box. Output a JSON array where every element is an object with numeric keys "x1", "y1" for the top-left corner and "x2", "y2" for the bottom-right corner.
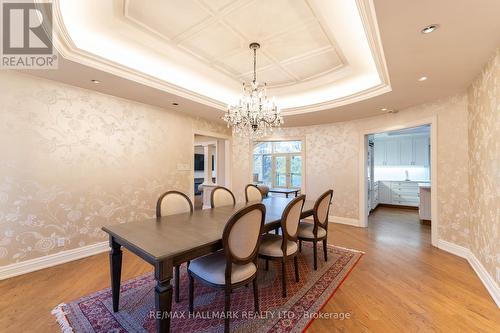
[{"x1": 102, "y1": 196, "x2": 315, "y2": 333}]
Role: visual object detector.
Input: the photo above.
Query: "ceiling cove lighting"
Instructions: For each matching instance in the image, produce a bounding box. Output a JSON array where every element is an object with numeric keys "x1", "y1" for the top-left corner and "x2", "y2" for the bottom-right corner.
[
  {"x1": 223, "y1": 42, "x2": 282, "y2": 138},
  {"x1": 421, "y1": 24, "x2": 439, "y2": 34},
  {"x1": 418, "y1": 76, "x2": 428, "y2": 81}
]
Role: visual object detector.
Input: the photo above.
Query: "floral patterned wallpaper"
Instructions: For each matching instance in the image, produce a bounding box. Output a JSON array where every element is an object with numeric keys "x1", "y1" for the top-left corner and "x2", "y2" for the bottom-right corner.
[
  {"x1": 468, "y1": 48, "x2": 500, "y2": 287},
  {"x1": 232, "y1": 93, "x2": 472, "y2": 247},
  {"x1": 0, "y1": 71, "x2": 229, "y2": 266}
]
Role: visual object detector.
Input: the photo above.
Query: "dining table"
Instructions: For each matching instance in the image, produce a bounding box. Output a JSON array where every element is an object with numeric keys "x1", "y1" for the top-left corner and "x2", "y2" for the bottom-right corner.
[{"x1": 102, "y1": 196, "x2": 315, "y2": 333}]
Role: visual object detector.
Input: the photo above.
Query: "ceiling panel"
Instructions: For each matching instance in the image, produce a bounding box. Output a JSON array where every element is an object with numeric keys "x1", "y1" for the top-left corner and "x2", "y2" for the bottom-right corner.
[
  {"x1": 218, "y1": 48, "x2": 273, "y2": 76},
  {"x1": 180, "y1": 22, "x2": 242, "y2": 59},
  {"x1": 126, "y1": 0, "x2": 210, "y2": 40},
  {"x1": 124, "y1": 0, "x2": 347, "y2": 87},
  {"x1": 283, "y1": 49, "x2": 342, "y2": 80},
  {"x1": 199, "y1": 0, "x2": 234, "y2": 12},
  {"x1": 265, "y1": 23, "x2": 332, "y2": 62},
  {"x1": 240, "y1": 66, "x2": 295, "y2": 86},
  {"x1": 223, "y1": 0, "x2": 315, "y2": 41}
]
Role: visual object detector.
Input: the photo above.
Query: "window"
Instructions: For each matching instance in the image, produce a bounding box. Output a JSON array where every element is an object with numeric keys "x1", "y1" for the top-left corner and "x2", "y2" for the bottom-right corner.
[{"x1": 253, "y1": 140, "x2": 302, "y2": 189}]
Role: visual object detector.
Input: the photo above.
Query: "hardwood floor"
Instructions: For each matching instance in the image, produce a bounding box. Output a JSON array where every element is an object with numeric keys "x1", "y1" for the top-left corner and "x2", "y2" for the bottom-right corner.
[{"x1": 0, "y1": 207, "x2": 498, "y2": 332}]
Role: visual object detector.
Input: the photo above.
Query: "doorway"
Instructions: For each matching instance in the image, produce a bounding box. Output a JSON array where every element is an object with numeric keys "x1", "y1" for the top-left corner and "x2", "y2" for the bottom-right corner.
[
  {"x1": 360, "y1": 119, "x2": 438, "y2": 246},
  {"x1": 193, "y1": 132, "x2": 230, "y2": 209}
]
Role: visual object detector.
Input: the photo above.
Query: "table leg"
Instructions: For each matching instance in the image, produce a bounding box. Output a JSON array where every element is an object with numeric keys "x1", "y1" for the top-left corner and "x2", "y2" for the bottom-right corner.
[
  {"x1": 155, "y1": 260, "x2": 174, "y2": 333},
  {"x1": 109, "y1": 236, "x2": 122, "y2": 312},
  {"x1": 286, "y1": 193, "x2": 289, "y2": 198}
]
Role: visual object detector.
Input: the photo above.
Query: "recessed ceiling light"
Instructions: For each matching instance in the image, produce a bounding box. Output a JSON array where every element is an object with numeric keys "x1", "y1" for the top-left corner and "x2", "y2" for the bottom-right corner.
[
  {"x1": 421, "y1": 24, "x2": 439, "y2": 34},
  {"x1": 418, "y1": 76, "x2": 428, "y2": 82},
  {"x1": 387, "y1": 109, "x2": 398, "y2": 114},
  {"x1": 91, "y1": 79, "x2": 100, "y2": 84},
  {"x1": 172, "y1": 102, "x2": 179, "y2": 106},
  {"x1": 381, "y1": 108, "x2": 388, "y2": 111}
]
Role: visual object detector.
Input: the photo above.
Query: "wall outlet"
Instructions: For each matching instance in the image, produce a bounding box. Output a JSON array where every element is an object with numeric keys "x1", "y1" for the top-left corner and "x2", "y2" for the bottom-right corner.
[{"x1": 57, "y1": 237, "x2": 65, "y2": 247}]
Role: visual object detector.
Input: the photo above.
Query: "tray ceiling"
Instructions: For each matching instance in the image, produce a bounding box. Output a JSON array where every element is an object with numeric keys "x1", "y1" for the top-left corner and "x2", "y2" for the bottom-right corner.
[
  {"x1": 124, "y1": 0, "x2": 344, "y2": 87},
  {"x1": 51, "y1": 0, "x2": 390, "y2": 114}
]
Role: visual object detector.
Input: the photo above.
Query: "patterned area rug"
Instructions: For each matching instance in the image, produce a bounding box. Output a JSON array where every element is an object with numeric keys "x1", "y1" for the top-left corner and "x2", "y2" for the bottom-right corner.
[{"x1": 52, "y1": 244, "x2": 362, "y2": 332}]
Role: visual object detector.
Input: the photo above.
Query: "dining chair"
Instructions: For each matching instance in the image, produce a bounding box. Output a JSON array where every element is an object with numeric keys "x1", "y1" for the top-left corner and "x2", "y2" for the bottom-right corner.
[
  {"x1": 258, "y1": 195, "x2": 305, "y2": 297},
  {"x1": 188, "y1": 203, "x2": 265, "y2": 333},
  {"x1": 245, "y1": 184, "x2": 263, "y2": 202},
  {"x1": 211, "y1": 186, "x2": 236, "y2": 208},
  {"x1": 297, "y1": 189, "x2": 333, "y2": 270},
  {"x1": 156, "y1": 190, "x2": 193, "y2": 303}
]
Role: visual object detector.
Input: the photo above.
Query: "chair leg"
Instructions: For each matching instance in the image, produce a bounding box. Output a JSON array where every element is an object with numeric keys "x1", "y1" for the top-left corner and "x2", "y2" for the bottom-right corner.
[
  {"x1": 313, "y1": 241, "x2": 318, "y2": 270},
  {"x1": 175, "y1": 265, "x2": 180, "y2": 303},
  {"x1": 323, "y1": 239, "x2": 328, "y2": 262},
  {"x1": 281, "y1": 259, "x2": 287, "y2": 298},
  {"x1": 265, "y1": 259, "x2": 269, "y2": 271},
  {"x1": 253, "y1": 279, "x2": 260, "y2": 312},
  {"x1": 294, "y1": 256, "x2": 299, "y2": 282},
  {"x1": 224, "y1": 286, "x2": 231, "y2": 333},
  {"x1": 299, "y1": 240, "x2": 302, "y2": 252},
  {"x1": 188, "y1": 274, "x2": 194, "y2": 313}
]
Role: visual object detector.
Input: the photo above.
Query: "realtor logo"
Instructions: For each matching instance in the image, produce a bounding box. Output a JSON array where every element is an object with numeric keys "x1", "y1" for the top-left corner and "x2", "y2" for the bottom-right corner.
[{"x1": 1, "y1": 0, "x2": 58, "y2": 69}]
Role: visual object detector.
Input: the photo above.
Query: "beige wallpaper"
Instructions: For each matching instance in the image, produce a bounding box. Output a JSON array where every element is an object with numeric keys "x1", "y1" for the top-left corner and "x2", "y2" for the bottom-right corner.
[
  {"x1": 232, "y1": 94, "x2": 471, "y2": 247},
  {"x1": 468, "y1": 48, "x2": 500, "y2": 287},
  {"x1": 0, "y1": 71, "x2": 229, "y2": 266}
]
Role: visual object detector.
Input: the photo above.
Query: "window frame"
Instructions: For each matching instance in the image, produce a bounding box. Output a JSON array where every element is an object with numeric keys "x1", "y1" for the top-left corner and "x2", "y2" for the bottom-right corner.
[{"x1": 251, "y1": 138, "x2": 306, "y2": 191}]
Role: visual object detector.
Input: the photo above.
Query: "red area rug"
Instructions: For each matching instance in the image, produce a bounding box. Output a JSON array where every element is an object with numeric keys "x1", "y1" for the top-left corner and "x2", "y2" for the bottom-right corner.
[{"x1": 52, "y1": 244, "x2": 362, "y2": 332}]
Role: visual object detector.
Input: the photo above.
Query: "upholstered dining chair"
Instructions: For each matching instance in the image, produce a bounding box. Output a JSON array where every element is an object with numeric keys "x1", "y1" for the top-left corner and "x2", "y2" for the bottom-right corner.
[
  {"x1": 156, "y1": 190, "x2": 193, "y2": 303},
  {"x1": 258, "y1": 195, "x2": 305, "y2": 297},
  {"x1": 188, "y1": 203, "x2": 265, "y2": 333},
  {"x1": 245, "y1": 184, "x2": 263, "y2": 202},
  {"x1": 297, "y1": 189, "x2": 333, "y2": 270},
  {"x1": 211, "y1": 186, "x2": 236, "y2": 208}
]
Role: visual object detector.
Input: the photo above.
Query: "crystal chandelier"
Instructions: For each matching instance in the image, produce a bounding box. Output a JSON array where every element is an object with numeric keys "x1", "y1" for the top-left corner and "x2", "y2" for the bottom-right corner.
[{"x1": 223, "y1": 42, "x2": 283, "y2": 138}]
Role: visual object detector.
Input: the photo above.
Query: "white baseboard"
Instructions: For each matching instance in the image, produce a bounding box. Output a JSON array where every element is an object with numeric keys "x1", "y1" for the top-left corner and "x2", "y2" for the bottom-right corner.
[
  {"x1": 468, "y1": 251, "x2": 500, "y2": 308},
  {"x1": 329, "y1": 215, "x2": 361, "y2": 227},
  {"x1": 304, "y1": 215, "x2": 361, "y2": 227},
  {"x1": 437, "y1": 239, "x2": 500, "y2": 308},
  {"x1": 0, "y1": 241, "x2": 109, "y2": 281},
  {"x1": 437, "y1": 239, "x2": 470, "y2": 258}
]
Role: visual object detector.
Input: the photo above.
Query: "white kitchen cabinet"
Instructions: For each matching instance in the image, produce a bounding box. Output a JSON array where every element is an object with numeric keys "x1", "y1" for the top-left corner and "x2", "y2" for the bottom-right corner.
[
  {"x1": 385, "y1": 140, "x2": 400, "y2": 165},
  {"x1": 378, "y1": 181, "x2": 392, "y2": 204},
  {"x1": 413, "y1": 136, "x2": 430, "y2": 166},
  {"x1": 374, "y1": 141, "x2": 386, "y2": 165},
  {"x1": 419, "y1": 185, "x2": 431, "y2": 220},
  {"x1": 399, "y1": 138, "x2": 413, "y2": 165},
  {"x1": 374, "y1": 135, "x2": 429, "y2": 167},
  {"x1": 390, "y1": 181, "x2": 419, "y2": 206},
  {"x1": 376, "y1": 181, "x2": 428, "y2": 207}
]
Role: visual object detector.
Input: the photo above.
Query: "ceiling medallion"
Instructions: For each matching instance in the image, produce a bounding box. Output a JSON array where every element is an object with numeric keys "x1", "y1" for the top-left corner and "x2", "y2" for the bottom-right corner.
[{"x1": 223, "y1": 42, "x2": 283, "y2": 139}]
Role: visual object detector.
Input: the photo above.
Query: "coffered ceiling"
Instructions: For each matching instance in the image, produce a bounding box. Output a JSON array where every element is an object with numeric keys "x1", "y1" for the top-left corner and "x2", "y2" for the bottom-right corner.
[
  {"x1": 25, "y1": 0, "x2": 500, "y2": 126},
  {"x1": 47, "y1": 0, "x2": 389, "y2": 114},
  {"x1": 124, "y1": 0, "x2": 345, "y2": 88}
]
